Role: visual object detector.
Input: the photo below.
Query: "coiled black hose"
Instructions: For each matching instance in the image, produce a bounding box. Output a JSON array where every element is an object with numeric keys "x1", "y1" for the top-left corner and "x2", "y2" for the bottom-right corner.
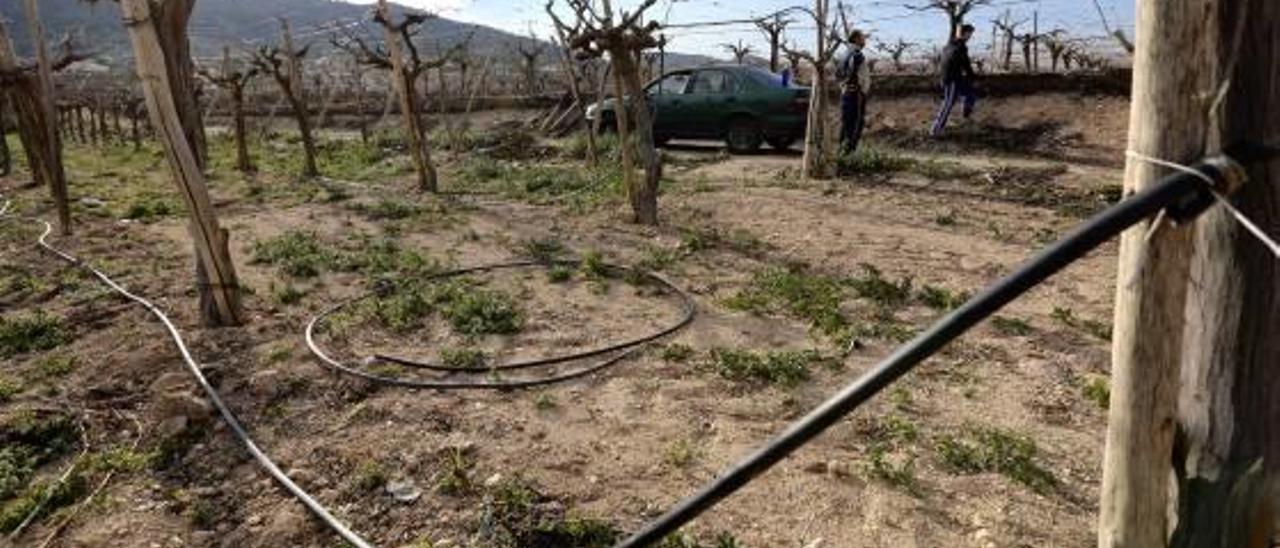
[{"x1": 306, "y1": 261, "x2": 697, "y2": 389}]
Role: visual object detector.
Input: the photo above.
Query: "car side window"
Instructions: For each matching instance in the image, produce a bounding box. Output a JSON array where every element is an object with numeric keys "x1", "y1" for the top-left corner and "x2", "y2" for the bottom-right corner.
[
  {"x1": 651, "y1": 73, "x2": 691, "y2": 95},
  {"x1": 689, "y1": 70, "x2": 736, "y2": 95}
]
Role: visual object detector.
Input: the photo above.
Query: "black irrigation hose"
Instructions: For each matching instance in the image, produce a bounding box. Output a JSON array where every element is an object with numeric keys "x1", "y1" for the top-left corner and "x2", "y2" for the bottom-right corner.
[
  {"x1": 306, "y1": 261, "x2": 697, "y2": 389},
  {"x1": 615, "y1": 154, "x2": 1250, "y2": 547}
]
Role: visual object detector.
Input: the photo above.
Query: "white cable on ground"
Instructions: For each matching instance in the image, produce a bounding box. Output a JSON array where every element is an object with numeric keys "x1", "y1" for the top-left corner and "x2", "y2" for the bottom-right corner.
[{"x1": 0, "y1": 197, "x2": 375, "y2": 548}]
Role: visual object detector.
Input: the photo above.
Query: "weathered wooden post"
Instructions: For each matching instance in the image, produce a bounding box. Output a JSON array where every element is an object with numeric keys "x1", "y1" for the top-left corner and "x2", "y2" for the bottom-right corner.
[
  {"x1": 1099, "y1": 1, "x2": 1207, "y2": 545},
  {"x1": 120, "y1": 0, "x2": 244, "y2": 326},
  {"x1": 1171, "y1": 1, "x2": 1280, "y2": 546},
  {"x1": 1100, "y1": 1, "x2": 1280, "y2": 547},
  {"x1": 22, "y1": 0, "x2": 72, "y2": 234}
]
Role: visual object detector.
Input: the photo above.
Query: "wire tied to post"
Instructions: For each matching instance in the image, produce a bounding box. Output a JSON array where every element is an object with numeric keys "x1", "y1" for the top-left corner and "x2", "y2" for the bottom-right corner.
[{"x1": 1126, "y1": 149, "x2": 1280, "y2": 261}]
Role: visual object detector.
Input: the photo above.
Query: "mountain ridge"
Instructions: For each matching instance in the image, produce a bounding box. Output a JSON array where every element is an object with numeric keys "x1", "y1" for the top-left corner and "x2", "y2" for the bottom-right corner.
[{"x1": 1, "y1": 0, "x2": 715, "y2": 70}]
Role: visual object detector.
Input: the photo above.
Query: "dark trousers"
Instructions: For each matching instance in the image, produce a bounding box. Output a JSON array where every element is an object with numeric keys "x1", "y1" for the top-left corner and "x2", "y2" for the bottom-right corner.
[
  {"x1": 840, "y1": 90, "x2": 866, "y2": 155},
  {"x1": 930, "y1": 79, "x2": 977, "y2": 136}
]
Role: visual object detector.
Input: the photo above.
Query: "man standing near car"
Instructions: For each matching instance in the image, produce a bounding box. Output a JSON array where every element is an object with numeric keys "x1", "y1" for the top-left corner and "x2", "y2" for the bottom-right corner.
[
  {"x1": 836, "y1": 29, "x2": 871, "y2": 155},
  {"x1": 930, "y1": 24, "x2": 978, "y2": 137}
]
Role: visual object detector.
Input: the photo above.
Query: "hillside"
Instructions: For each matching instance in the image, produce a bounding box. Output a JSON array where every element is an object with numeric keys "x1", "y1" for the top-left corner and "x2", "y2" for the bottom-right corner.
[{"x1": 1, "y1": 0, "x2": 714, "y2": 69}]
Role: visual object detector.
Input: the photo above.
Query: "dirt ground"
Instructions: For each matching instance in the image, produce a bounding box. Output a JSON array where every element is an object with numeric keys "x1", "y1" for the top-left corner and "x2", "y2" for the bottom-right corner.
[{"x1": 1, "y1": 91, "x2": 1129, "y2": 548}]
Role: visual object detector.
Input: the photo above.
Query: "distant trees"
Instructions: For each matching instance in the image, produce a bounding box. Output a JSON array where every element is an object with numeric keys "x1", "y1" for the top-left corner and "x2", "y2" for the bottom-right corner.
[
  {"x1": 549, "y1": 0, "x2": 664, "y2": 224},
  {"x1": 332, "y1": 0, "x2": 462, "y2": 192},
  {"x1": 198, "y1": 47, "x2": 258, "y2": 173},
  {"x1": 722, "y1": 39, "x2": 753, "y2": 65},
  {"x1": 515, "y1": 35, "x2": 547, "y2": 95},
  {"x1": 252, "y1": 19, "x2": 319, "y2": 178},
  {"x1": 875, "y1": 38, "x2": 916, "y2": 72},
  {"x1": 907, "y1": 0, "x2": 993, "y2": 41},
  {"x1": 755, "y1": 14, "x2": 791, "y2": 72}
]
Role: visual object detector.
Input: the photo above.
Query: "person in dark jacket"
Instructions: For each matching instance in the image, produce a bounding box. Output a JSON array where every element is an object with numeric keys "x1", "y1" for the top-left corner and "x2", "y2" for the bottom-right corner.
[
  {"x1": 930, "y1": 24, "x2": 978, "y2": 136},
  {"x1": 835, "y1": 30, "x2": 871, "y2": 155}
]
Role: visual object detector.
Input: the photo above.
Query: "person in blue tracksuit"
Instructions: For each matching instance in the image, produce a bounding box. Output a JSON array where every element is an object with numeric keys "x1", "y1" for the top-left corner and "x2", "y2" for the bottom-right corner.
[
  {"x1": 930, "y1": 24, "x2": 978, "y2": 137},
  {"x1": 835, "y1": 29, "x2": 871, "y2": 155}
]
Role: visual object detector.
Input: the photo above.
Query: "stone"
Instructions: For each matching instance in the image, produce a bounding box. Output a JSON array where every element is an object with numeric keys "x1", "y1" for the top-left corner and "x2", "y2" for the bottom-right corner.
[{"x1": 386, "y1": 479, "x2": 422, "y2": 503}]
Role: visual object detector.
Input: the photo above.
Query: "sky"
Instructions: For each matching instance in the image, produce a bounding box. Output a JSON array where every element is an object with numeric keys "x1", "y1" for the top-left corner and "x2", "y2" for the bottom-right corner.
[{"x1": 345, "y1": 0, "x2": 1136, "y2": 59}]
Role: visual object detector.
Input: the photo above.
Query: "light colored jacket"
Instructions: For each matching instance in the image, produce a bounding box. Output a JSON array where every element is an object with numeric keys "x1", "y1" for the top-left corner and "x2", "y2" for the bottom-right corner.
[{"x1": 836, "y1": 46, "x2": 871, "y2": 95}]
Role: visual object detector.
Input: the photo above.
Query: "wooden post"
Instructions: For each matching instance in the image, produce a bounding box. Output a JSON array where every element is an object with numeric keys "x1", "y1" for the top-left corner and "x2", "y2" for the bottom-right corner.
[
  {"x1": 1032, "y1": 11, "x2": 1039, "y2": 73},
  {"x1": 0, "y1": 95, "x2": 10, "y2": 177},
  {"x1": 22, "y1": 0, "x2": 71, "y2": 234},
  {"x1": 1172, "y1": 1, "x2": 1280, "y2": 546},
  {"x1": 120, "y1": 0, "x2": 244, "y2": 326},
  {"x1": 1098, "y1": 1, "x2": 1213, "y2": 547}
]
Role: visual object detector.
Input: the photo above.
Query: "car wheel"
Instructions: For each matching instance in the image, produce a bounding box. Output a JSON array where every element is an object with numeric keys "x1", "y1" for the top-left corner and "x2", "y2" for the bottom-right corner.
[
  {"x1": 597, "y1": 115, "x2": 617, "y2": 134},
  {"x1": 766, "y1": 135, "x2": 798, "y2": 151},
  {"x1": 725, "y1": 117, "x2": 763, "y2": 154}
]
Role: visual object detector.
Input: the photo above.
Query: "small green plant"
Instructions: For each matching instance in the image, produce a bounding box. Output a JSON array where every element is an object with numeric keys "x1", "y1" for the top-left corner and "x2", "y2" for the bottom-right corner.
[
  {"x1": 933, "y1": 210, "x2": 957, "y2": 226},
  {"x1": 36, "y1": 356, "x2": 77, "y2": 378},
  {"x1": 437, "y1": 447, "x2": 474, "y2": 495},
  {"x1": 266, "y1": 345, "x2": 292, "y2": 364},
  {"x1": 547, "y1": 265, "x2": 574, "y2": 283},
  {"x1": 0, "y1": 311, "x2": 68, "y2": 358},
  {"x1": 725, "y1": 266, "x2": 848, "y2": 337},
  {"x1": 579, "y1": 250, "x2": 609, "y2": 279},
  {"x1": 372, "y1": 285, "x2": 434, "y2": 332},
  {"x1": 270, "y1": 282, "x2": 306, "y2": 305},
  {"x1": 889, "y1": 387, "x2": 912, "y2": 412},
  {"x1": 934, "y1": 427, "x2": 1057, "y2": 494},
  {"x1": 0, "y1": 377, "x2": 20, "y2": 402},
  {"x1": 863, "y1": 443, "x2": 918, "y2": 493},
  {"x1": 123, "y1": 193, "x2": 174, "y2": 222},
  {"x1": 533, "y1": 392, "x2": 558, "y2": 410},
  {"x1": 1051, "y1": 307, "x2": 1112, "y2": 341},
  {"x1": 1081, "y1": 374, "x2": 1110, "y2": 410},
  {"x1": 837, "y1": 147, "x2": 914, "y2": 176},
  {"x1": 441, "y1": 348, "x2": 489, "y2": 369},
  {"x1": 849, "y1": 264, "x2": 913, "y2": 308},
  {"x1": 251, "y1": 231, "x2": 332, "y2": 278},
  {"x1": 661, "y1": 343, "x2": 695, "y2": 363},
  {"x1": 534, "y1": 516, "x2": 620, "y2": 547},
  {"x1": 657, "y1": 532, "x2": 743, "y2": 548},
  {"x1": 442, "y1": 288, "x2": 524, "y2": 336},
  {"x1": 637, "y1": 245, "x2": 679, "y2": 272},
  {"x1": 916, "y1": 284, "x2": 970, "y2": 311},
  {"x1": 664, "y1": 438, "x2": 701, "y2": 469},
  {"x1": 521, "y1": 237, "x2": 567, "y2": 264},
  {"x1": 706, "y1": 348, "x2": 824, "y2": 387},
  {"x1": 991, "y1": 316, "x2": 1033, "y2": 336},
  {"x1": 353, "y1": 459, "x2": 387, "y2": 492},
  {"x1": 349, "y1": 198, "x2": 422, "y2": 220}
]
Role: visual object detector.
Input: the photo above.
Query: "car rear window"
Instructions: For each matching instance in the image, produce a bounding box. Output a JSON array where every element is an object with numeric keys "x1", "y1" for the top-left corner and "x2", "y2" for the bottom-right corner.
[{"x1": 741, "y1": 66, "x2": 797, "y2": 88}]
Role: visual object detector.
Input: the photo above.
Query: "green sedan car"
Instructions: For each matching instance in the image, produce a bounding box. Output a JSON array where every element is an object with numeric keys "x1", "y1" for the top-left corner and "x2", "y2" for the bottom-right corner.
[{"x1": 586, "y1": 65, "x2": 811, "y2": 153}]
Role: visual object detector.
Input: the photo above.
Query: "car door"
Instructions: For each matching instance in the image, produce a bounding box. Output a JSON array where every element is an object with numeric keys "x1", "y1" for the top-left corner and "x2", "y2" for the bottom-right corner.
[
  {"x1": 684, "y1": 69, "x2": 741, "y2": 139},
  {"x1": 646, "y1": 71, "x2": 692, "y2": 137}
]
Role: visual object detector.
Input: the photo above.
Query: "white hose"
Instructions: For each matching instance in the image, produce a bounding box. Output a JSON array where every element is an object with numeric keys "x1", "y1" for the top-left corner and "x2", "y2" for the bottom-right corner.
[{"x1": 1, "y1": 197, "x2": 375, "y2": 548}]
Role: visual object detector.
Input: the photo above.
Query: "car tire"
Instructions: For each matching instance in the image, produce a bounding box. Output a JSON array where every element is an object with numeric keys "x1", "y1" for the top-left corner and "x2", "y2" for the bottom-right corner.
[
  {"x1": 597, "y1": 115, "x2": 617, "y2": 135},
  {"x1": 725, "y1": 117, "x2": 763, "y2": 154},
  {"x1": 766, "y1": 135, "x2": 798, "y2": 151},
  {"x1": 654, "y1": 134, "x2": 671, "y2": 147}
]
